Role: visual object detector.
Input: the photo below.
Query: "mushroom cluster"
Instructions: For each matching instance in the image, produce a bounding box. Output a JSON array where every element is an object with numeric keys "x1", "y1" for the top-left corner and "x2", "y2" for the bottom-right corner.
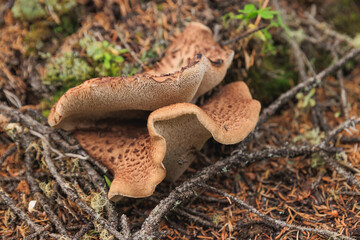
[{"x1": 48, "y1": 22, "x2": 261, "y2": 201}]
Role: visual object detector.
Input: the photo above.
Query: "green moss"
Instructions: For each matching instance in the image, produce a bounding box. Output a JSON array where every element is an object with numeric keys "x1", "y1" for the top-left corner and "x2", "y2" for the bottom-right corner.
[
  {"x1": 325, "y1": 0, "x2": 360, "y2": 37},
  {"x1": 247, "y1": 46, "x2": 296, "y2": 105},
  {"x1": 45, "y1": 0, "x2": 77, "y2": 14},
  {"x1": 11, "y1": 0, "x2": 77, "y2": 22},
  {"x1": 309, "y1": 48, "x2": 333, "y2": 72},
  {"x1": 156, "y1": 3, "x2": 163, "y2": 11},
  {"x1": 23, "y1": 22, "x2": 53, "y2": 55},
  {"x1": 12, "y1": 0, "x2": 80, "y2": 56},
  {"x1": 11, "y1": 0, "x2": 46, "y2": 21},
  {"x1": 44, "y1": 51, "x2": 93, "y2": 85},
  {"x1": 53, "y1": 15, "x2": 78, "y2": 37}
]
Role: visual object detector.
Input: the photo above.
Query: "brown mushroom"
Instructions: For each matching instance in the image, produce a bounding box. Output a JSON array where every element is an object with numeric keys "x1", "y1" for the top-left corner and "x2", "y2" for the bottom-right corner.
[
  {"x1": 48, "y1": 22, "x2": 260, "y2": 201},
  {"x1": 74, "y1": 81, "x2": 260, "y2": 201},
  {"x1": 48, "y1": 22, "x2": 234, "y2": 131}
]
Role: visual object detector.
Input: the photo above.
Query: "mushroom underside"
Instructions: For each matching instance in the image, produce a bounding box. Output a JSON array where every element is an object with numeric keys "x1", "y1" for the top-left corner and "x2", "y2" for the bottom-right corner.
[{"x1": 74, "y1": 81, "x2": 261, "y2": 201}]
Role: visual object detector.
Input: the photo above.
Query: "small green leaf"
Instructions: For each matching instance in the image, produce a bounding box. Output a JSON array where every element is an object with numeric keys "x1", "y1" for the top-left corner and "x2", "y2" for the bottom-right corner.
[
  {"x1": 241, "y1": 4, "x2": 257, "y2": 14},
  {"x1": 262, "y1": 28, "x2": 272, "y2": 40},
  {"x1": 269, "y1": 19, "x2": 280, "y2": 27},
  {"x1": 115, "y1": 56, "x2": 124, "y2": 63},
  {"x1": 42, "y1": 109, "x2": 50, "y2": 117},
  {"x1": 102, "y1": 40, "x2": 109, "y2": 47},
  {"x1": 93, "y1": 49, "x2": 104, "y2": 60},
  {"x1": 259, "y1": 10, "x2": 275, "y2": 19},
  {"x1": 222, "y1": 12, "x2": 235, "y2": 27},
  {"x1": 104, "y1": 175, "x2": 112, "y2": 188},
  {"x1": 86, "y1": 45, "x2": 98, "y2": 57},
  {"x1": 247, "y1": 11, "x2": 258, "y2": 19},
  {"x1": 235, "y1": 14, "x2": 244, "y2": 20},
  {"x1": 104, "y1": 52, "x2": 112, "y2": 61},
  {"x1": 118, "y1": 49, "x2": 129, "y2": 54},
  {"x1": 104, "y1": 59, "x2": 111, "y2": 69}
]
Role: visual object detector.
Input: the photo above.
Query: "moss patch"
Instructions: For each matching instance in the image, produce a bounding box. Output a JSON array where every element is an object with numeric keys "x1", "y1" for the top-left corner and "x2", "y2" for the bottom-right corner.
[
  {"x1": 324, "y1": 0, "x2": 360, "y2": 37},
  {"x1": 247, "y1": 46, "x2": 297, "y2": 106}
]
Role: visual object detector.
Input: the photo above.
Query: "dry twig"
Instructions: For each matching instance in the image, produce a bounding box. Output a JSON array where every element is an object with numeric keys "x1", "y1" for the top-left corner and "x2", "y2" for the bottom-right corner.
[
  {"x1": 133, "y1": 143, "x2": 341, "y2": 238},
  {"x1": 115, "y1": 25, "x2": 144, "y2": 67},
  {"x1": 202, "y1": 184, "x2": 355, "y2": 240},
  {"x1": 330, "y1": 41, "x2": 350, "y2": 120},
  {"x1": 0, "y1": 187, "x2": 51, "y2": 239},
  {"x1": 24, "y1": 151, "x2": 69, "y2": 237},
  {"x1": 322, "y1": 154, "x2": 360, "y2": 189},
  {"x1": 0, "y1": 144, "x2": 16, "y2": 166},
  {"x1": 258, "y1": 47, "x2": 360, "y2": 126},
  {"x1": 41, "y1": 141, "x2": 127, "y2": 240},
  {"x1": 222, "y1": 25, "x2": 267, "y2": 46}
]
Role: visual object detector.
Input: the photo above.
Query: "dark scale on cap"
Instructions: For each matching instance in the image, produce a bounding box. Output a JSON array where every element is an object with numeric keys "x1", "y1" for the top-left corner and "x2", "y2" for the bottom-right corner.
[{"x1": 209, "y1": 59, "x2": 224, "y2": 66}]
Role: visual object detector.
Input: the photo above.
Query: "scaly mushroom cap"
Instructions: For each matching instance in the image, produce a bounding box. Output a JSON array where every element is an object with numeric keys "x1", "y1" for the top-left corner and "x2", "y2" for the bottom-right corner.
[
  {"x1": 48, "y1": 22, "x2": 234, "y2": 131},
  {"x1": 148, "y1": 22, "x2": 234, "y2": 98},
  {"x1": 74, "y1": 81, "x2": 261, "y2": 201}
]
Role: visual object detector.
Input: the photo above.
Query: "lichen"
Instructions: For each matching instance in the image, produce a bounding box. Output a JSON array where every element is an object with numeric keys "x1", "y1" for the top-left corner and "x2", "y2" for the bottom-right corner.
[
  {"x1": 43, "y1": 51, "x2": 93, "y2": 85},
  {"x1": 90, "y1": 192, "x2": 107, "y2": 216},
  {"x1": 39, "y1": 181, "x2": 55, "y2": 198}
]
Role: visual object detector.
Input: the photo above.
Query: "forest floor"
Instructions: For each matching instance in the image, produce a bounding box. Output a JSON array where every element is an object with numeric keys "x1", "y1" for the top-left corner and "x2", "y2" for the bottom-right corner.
[{"x1": 1, "y1": 0, "x2": 360, "y2": 239}]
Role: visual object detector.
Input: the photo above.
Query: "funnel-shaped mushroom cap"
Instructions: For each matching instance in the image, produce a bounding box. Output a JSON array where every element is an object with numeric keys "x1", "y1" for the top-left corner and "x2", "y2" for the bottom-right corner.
[
  {"x1": 48, "y1": 22, "x2": 234, "y2": 131},
  {"x1": 148, "y1": 22, "x2": 234, "y2": 98},
  {"x1": 74, "y1": 81, "x2": 260, "y2": 200}
]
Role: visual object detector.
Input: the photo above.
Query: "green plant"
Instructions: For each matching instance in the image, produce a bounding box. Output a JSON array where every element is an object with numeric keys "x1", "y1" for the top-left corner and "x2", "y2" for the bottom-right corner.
[
  {"x1": 12, "y1": 0, "x2": 79, "y2": 56},
  {"x1": 53, "y1": 15, "x2": 78, "y2": 37},
  {"x1": 222, "y1": 3, "x2": 285, "y2": 54},
  {"x1": 13, "y1": 0, "x2": 79, "y2": 57},
  {"x1": 104, "y1": 175, "x2": 112, "y2": 188},
  {"x1": 80, "y1": 37, "x2": 128, "y2": 76},
  {"x1": 223, "y1": 4, "x2": 278, "y2": 25}
]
